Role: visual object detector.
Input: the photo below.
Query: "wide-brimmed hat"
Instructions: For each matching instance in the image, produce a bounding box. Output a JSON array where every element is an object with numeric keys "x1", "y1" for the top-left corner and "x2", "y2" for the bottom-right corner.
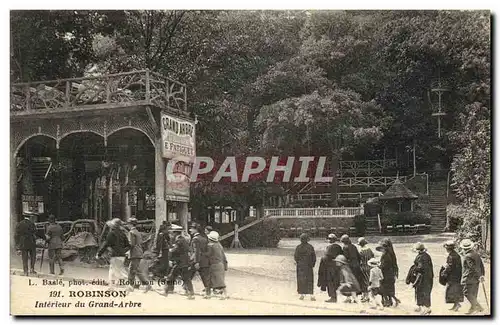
[
  {"x1": 107, "y1": 218, "x2": 121, "y2": 228},
  {"x1": 340, "y1": 234, "x2": 350, "y2": 243},
  {"x1": 367, "y1": 257, "x2": 380, "y2": 267},
  {"x1": 460, "y1": 239, "x2": 474, "y2": 251},
  {"x1": 443, "y1": 240, "x2": 456, "y2": 249},
  {"x1": 375, "y1": 241, "x2": 388, "y2": 252},
  {"x1": 413, "y1": 242, "x2": 426, "y2": 252},
  {"x1": 335, "y1": 255, "x2": 348, "y2": 265},
  {"x1": 208, "y1": 231, "x2": 220, "y2": 242},
  {"x1": 327, "y1": 233, "x2": 337, "y2": 241},
  {"x1": 358, "y1": 237, "x2": 368, "y2": 246}
]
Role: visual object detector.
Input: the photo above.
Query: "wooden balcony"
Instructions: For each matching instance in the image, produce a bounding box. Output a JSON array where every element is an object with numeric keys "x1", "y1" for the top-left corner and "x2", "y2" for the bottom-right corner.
[
  {"x1": 10, "y1": 70, "x2": 187, "y2": 119},
  {"x1": 289, "y1": 192, "x2": 382, "y2": 202}
]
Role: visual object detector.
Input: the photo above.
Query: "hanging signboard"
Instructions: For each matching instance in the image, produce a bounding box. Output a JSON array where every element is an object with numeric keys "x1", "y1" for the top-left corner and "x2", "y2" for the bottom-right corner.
[
  {"x1": 160, "y1": 113, "x2": 196, "y2": 163},
  {"x1": 22, "y1": 195, "x2": 44, "y2": 214},
  {"x1": 165, "y1": 162, "x2": 191, "y2": 202},
  {"x1": 161, "y1": 112, "x2": 196, "y2": 202}
]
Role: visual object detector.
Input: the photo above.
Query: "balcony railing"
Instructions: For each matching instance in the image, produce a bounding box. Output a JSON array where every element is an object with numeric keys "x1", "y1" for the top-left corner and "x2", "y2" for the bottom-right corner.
[
  {"x1": 10, "y1": 70, "x2": 186, "y2": 113},
  {"x1": 289, "y1": 192, "x2": 382, "y2": 202},
  {"x1": 264, "y1": 207, "x2": 363, "y2": 219}
]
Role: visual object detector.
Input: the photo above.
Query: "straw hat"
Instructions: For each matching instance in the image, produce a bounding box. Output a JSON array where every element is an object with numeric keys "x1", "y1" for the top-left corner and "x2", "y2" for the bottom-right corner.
[
  {"x1": 460, "y1": 239, "x2": 474, "y2": 251},
  {"x1": 335, "y1": 255, "x2": 348, "y2": 265},
  {"x1": 443, "y1": 240, "x2": 456, "y2": 249},
  {"x1": 340, "y1": 234, "x2": 350, "y2": 243},
  {"x1": 367, "y1": 258, "x2": 380, "y2": 267},
  {"x1": 327, "y1": 233, "x2": 337, "y2": 241},
  {"x1": 358, "y1": 237, "x2": 368, "y2": 246},
  {"x1": 107, "y1": 218, "x2": 121, "y2": 228},
  {"x1": 413, "y1": 242, "x2": 426, "y2": 252},
  {"x1": 208, "y1": 231, "x2": 220, "y2": 242}
]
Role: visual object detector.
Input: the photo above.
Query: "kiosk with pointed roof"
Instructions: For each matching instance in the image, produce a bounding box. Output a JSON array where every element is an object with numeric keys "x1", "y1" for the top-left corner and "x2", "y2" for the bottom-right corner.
[{"x1": 379, "y1": 177, "x2": 419, "y2": 213}]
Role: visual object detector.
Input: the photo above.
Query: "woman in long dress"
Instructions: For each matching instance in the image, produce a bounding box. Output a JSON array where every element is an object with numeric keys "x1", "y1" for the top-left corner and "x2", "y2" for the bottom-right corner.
[
  {"x1": 207, "y1": 231, "x2": 228, "y2": 300},
  {"x1": 294, "y1": 233, "x2": 317, "y2": 301},
  {"x1": 380, "y1": 238, "x2": 401, "y2": 306},
  {"x1": 412, "y1": 242, "x2": 434, "y2": 315},
  {"x1": 442, "y1": 240, "x2": 464, "y2": 311},
  {"x1": 358, "y1": 237, "x2": 374, "y2": 302}
]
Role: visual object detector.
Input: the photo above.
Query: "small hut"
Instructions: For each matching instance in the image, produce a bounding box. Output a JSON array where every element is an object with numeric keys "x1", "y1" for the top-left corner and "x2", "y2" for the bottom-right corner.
[{"x1": 379, "y1": 178, "x2": 418, "y2": 213}]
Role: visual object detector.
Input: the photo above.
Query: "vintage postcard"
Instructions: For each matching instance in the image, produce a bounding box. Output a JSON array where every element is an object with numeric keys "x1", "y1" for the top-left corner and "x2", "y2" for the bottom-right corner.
[{"x1": 9, "y1": 9, "x2": 491, "y2": 316}]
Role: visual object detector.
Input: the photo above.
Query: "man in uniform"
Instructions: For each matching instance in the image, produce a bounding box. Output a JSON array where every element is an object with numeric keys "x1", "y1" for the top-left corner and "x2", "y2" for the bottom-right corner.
[
  {"x1": 188, "y1": 222, "x2": 210, "y2": 297},
  {"x1": 15, "y1": 213, "x2": 38, "y2": 276},
  {"x1": 126, "y1": 217, "x2": 151, "y2": 292},
  {"x1": 45, "y1": 214, "x2": 64, "y2": 275},
  {"x1": 460, "y1": 239, "x2": 485, "y2": 314}
]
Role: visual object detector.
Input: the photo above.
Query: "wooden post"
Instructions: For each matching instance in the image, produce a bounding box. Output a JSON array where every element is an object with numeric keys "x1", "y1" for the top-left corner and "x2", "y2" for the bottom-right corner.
[
  {"x1": 10, "y1": 154, "x2": 18, "y2": 251},
  {"x1": 230, "y1": 223, "x2": 242, "y2": 248},
  {"x1": 107, "y1": 172, "x2": 114, "y2": 220},
  {"x1": 155, "y1": 138, "x2": 167, "y2": 230},
  {"x1": 93, "y1": 178, "x2": 99, "y2": 224}
]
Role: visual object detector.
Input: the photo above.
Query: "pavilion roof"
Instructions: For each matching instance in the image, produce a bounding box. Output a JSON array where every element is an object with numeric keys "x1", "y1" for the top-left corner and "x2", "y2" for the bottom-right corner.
[{"x1": 379, "y1": 178, "x2": 418, "y2": 200}]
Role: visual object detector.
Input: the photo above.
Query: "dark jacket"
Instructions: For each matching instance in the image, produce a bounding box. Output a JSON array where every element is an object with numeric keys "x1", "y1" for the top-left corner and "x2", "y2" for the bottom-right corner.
[
  {"x1": 154, "y1": 231, "x2": 170, "y2": 255},
  {"x1": 380, "y1": 251, "x2": 397, "y2": 281},
  {"x1": 170, "y1": 235, "x2": 190, "y2": 268},
  {"x1": 97, "y1": 227, "x2": 130, "y2": 257},
  {"x1": 443, "y1": 250, "x2": 462, "y2": 284},
  {"x1": 190, "y1": 233, "x2": 209, "y2": 268},
  {"x1": 343, "y1": 243, "x2": 361, "y2": 269},
  {"x1": 461, "y1": 250, "x2": 485, "y2": 285},
  {"x1": 326, "y1": 243, "x2": 343, "y2": 259},
  {"x1": 413, "y1": 251, "x2": 434, "y2": 306},
  {"x1": 15, "y1": 218, "x2": 37, "y2": 250},
  {"x1": 46, "y1": 223, "x2": 64, "y2": 250},
  {"x1": 128, "y1": 227, "x2": 144, "y2": 259}
]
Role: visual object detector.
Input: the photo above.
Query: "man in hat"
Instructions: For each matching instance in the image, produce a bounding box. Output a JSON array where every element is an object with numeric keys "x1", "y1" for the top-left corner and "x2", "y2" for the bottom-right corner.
[
  {"x1": 15, "y1": 213, "x2": 38, "y2": 276},
  {"x1": 45, "y1": 214, "x2": 64, "y2": 275},
  {"x1": 188, "y1": 222, "x2": 210, "y2": 297},
  {"x1": 151, "y1": 222, "x2": 171, "y2": 279},
  {"x1": 412, "y1": 242, "x2": 434, "y2": 315},
  {"x1": 317, "y1": 234, "x2": 343, "y2": 303},
  {"x1": 126, "y1": 218, "x2": 151, "y2": 292},
  {"x1": 165, "y1": 232, "x2": 195, "y2": 299},
  {"x1": 442, "y1": 240, "x2": 463, "y2": 311},
  {"x1": 460, "y1": 239, "x2": 485, "y2": 314},
  {"x1": 97, "y1": 218, "x2": 130, "y2": 291}
]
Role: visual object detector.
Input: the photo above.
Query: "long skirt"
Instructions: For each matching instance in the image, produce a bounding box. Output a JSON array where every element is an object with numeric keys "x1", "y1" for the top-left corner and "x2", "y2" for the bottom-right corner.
[
  {"x1": 381, "y1": 277, "x2": 395, "y2": 296},
  {"x1": 446, "y1": 282, "x2": 464, "y2": 304},
  {"x1": 359, "y1": 265, "x2": 371, "y2": 293},
  {"x1": 296, "y1": 265, "x2": 314, "y2": 294},
  {"x1": 209, "y1": 262, "x2": 226, "y2": 289},
  {"x1": 415, "y1": 282, "x2": 433, "y2": 307}
]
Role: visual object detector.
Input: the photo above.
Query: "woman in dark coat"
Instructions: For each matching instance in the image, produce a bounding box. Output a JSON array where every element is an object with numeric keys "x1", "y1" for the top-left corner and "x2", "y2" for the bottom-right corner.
[
  {"x1": 340, "y1": 235, "x2": 363, "y2": 298},
  {"x1": 357, "y1": 237, "x2": 374, "y2": 302},
  {"x1": 376, "y1": 241, "x2": 400, "y2": 307},
  {"x1": 318, "y1": 234, "x2": 343, "y2": 303},
  {"x1": 294, "y1": 233, "x2": 317, "y2": 301},
  {"x1": 442, "y1": 240, "x2": 464, "y2": 311},
  {"x1": 412, "y1": 242, "x2": 434, "y2": 315}
]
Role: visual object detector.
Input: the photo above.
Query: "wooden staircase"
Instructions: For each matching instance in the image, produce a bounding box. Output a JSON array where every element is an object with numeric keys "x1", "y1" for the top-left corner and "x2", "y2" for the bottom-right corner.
[{"x1": 429, "y1": 181, "x2": 447, "y2": 232}]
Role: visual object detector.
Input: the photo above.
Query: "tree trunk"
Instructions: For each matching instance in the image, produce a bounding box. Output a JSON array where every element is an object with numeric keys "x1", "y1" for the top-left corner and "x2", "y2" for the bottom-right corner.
[{"x1": 121, "y1": 163, "x2": 130, "y2": 221}]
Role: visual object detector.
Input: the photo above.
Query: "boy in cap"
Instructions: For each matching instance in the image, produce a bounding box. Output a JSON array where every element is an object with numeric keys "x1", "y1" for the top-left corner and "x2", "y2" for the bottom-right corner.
[
  {"x1": 367, "y1": 257, "x2": 384, "y2": 309},
  {"x1": 460, "y1": 239, "x2": 485, "y2": 314}
]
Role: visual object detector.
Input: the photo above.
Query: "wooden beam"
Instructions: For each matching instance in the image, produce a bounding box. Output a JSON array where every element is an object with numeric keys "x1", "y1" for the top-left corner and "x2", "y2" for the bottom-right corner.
[{"x1": 146, "y1": 106, "x2": 159, "y2": 135}]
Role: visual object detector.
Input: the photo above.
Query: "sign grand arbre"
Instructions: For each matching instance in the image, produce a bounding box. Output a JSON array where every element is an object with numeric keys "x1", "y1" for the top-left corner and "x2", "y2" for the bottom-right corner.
[
  {"x1": 161, "y1": 112, "x2": 196, "y2": 202},
  {"x1": 161, "y1": 113, "x2": 196, "y2": 163}
]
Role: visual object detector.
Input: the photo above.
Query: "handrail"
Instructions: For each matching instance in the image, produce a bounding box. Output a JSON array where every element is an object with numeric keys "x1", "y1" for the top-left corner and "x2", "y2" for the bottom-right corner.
[{"x1": 11, "y1": 69, "x2": 187, "y2": 113}]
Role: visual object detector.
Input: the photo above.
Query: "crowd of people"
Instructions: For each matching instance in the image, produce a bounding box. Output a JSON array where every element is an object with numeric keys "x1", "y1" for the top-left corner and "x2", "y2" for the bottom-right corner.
[
  {"x1": 15, "y1": 214, "x2": 487, "y2": 314},
  {"x1": 295, "y1": 233, "x2": 486, "y2": 315},
  {"x1": 96, "y1": 218, "x2": 229, "y2": 300}
]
